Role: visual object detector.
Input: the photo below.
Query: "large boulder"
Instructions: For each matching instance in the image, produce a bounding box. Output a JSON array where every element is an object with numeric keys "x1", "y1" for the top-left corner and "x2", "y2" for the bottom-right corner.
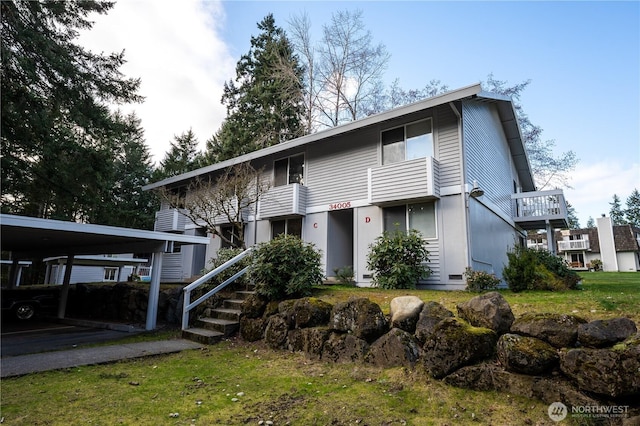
[
  {"x1": 239, "y1": 316, "x2": 267, "y2": 342},
  {"x1": 511, "y1": 313, "x2": 587, "y2": 348},
  {"x1": 241, "y1": 293, "x2": 268, "y2": 319},
  {"x1": 264, "y1": 314, "x2": 290, "y2": 349},
  {"x1": 414, "y1": 301, "x2": 454, "y2": 344},
  {"x1": 321, "y1": 333, "x2": 369, "y2": 363},
  {"x1": 422, "y1": 318, "x2": 497, "y2": 379},
  {"x1": 330, "y1": 298, "x2": 388, "y2": 343},
  {"x1": 559, "y1": 333, "x2": 640, "y2": 398},
  {"x1": 287, "y1": 327, "x2": 332, "y2": 359},
  {"x1": 389, "y1": 296, "x2": 424, "y2": 333},
  {"x1": 496, "y1": 333, "x2": 559, "y2": 375},
  {"x1": 456, "y1": 292, "x2": 514, "y2": 335},
  {"x1": 366, "y1": 328, "x2": 421, "y2": 369},
  {"x1": 443, "y1": 364, "x2": 600, "y2": 409},
  {"x1": 577, "y1": 317, "x2": 637, "y2": 348},
  {"x1": 290, "y1": 298, "x2": 333, "y2": 329}
]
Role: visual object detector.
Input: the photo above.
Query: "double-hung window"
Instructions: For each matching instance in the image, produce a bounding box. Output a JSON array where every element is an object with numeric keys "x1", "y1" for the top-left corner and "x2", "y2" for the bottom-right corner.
[
  {"x1": 274, "y1": 154, "x2": 304, "y2": 186},
  {"x1": 383, "y1": 202, "x2": 436, "y2": 238},
  {"x1": 382, "y1": 119, "x2": 433, "y2": 165}
]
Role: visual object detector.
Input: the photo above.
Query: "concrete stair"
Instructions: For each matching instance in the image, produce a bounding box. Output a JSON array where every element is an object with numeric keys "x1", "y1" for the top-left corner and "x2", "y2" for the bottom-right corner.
[{"x1": 181, "y1": 284, "x2": 254, "y2": 344}]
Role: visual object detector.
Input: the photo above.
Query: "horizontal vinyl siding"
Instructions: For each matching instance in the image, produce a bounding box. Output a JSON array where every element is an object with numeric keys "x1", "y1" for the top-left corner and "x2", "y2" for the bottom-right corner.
[
  {"x1": 260, "y1": 184, "x2": 302, "y2": 218},
  {"x1": 306, "y1": 129, "x2": 378, "y2": 207},
  {"x1": 435, "y1": 104, "x2": 462, "y2": 188},
  {"x1": 462, "y1": 100, "x2": 514, "y2": 216},
  {"x1": 70, "y1": 266, "x2": 106, "y2": 283}
]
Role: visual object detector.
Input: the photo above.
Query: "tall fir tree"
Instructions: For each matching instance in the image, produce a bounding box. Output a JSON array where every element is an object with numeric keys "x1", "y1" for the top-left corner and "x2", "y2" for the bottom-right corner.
[
  {"x1": 1, "y1": 1, "x2": 142, "y2": 219},
  {"x1": 586, "y1": 216, "x2": 595, "y2": 228},
  {"x1": 625, "y1": 188, "x2": 640, "y2": 228},
  {"x1": 206, "y1": 14, "x2": 305, "y2": 163},
  {"x1": 609, "y1": 194, "x2": 627, "y2": 225},
  {"x1": 154, "y1": 129, "x2": 202, "y2": 180},
  {"x1": 566, "y1": 201, "x2": 580, "y2": 229}
]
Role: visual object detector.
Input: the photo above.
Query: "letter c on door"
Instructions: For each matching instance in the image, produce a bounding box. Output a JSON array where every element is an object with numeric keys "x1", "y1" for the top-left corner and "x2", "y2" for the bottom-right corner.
[{"x1": 313, "y1": 223, "x2": 318, "y2": 228}]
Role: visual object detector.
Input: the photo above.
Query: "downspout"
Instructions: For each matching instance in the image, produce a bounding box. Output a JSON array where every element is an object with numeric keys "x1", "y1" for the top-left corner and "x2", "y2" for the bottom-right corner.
[{"x1": 449, "y1": 101, "x2": 471, "y2": 273}]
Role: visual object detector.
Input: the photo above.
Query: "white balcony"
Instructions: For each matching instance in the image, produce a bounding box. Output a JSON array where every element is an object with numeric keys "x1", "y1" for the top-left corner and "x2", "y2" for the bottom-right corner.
[
  {"x1": 259, "y1": 183, "x2": 307, "y2": 218},
  {"x1": 155, "y1": 208, "x2": 187, "y2": 232},
  {"x1": 368, "y1": 157, "x2": 440, "y2": 205},
  {"x1": 558, "y1": 240, "x2": 590, "y2": 251},
  {"x1": 512, "y1": 189, "x2": 569, "y2": 230}
]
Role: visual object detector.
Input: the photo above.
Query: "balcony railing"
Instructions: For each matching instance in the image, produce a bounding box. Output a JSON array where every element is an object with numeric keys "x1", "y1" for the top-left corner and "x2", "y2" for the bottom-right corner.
[
  {"x1": 558, "y1": 240, "x2": 590, "y2": 251},
  {"x1": 512, "y1": 189, "x2": 568, "y2": 230},
  {"x1": 368, "y1": 157, "x2": 440, "y2": 204},
  {"x1": 259, "y1": 183, "x2": 307, "y2": 218}
]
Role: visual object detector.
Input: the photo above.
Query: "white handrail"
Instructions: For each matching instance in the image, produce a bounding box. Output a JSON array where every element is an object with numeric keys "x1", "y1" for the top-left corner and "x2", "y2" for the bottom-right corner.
[{"x1": 181, "y1": 247, "x2": 253, "y2": 330}]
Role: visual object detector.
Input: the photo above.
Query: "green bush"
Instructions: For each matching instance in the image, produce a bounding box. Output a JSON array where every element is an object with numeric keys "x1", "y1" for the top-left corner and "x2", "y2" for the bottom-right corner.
[
  {"x1": 333, "y1": 265, "x2": 355, "y2": 286},
  {"x1": 250, "y1": 234, "x2": 324, "y2": 301},
  {"x1": 502, "y1": 245, "x2": 580, "y2": 292},
  {"x1": 464, "y1": 267, "x2": 500, "y2": 292},
  {"x1": 367, "y1": 229, "x2": 430, "y2": 289}
]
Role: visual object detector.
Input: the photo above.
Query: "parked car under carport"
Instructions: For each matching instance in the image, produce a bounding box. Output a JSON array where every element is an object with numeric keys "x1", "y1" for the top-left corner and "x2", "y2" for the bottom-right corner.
[{"x1": 1, "y1": 287, "x2": 59, "y2": 320}]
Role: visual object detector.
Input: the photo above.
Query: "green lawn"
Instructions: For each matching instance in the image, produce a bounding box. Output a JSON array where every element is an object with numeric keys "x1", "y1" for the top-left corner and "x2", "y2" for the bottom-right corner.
[{"x1": 1, "y1": 272, "x2": 637, "y2": 425}]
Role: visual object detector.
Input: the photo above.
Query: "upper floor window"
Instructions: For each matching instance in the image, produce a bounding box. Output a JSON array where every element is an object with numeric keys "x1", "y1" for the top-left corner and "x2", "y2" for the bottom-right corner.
[
  {"x1": 382, "y1": 119, "x2": 433, "y2": 165},
  {"x1": 274, "y1": 154, "x2": 304, "y2": 187},
  {"x1": 383, "y1": 202, "x2": 436, "y2": 239}
]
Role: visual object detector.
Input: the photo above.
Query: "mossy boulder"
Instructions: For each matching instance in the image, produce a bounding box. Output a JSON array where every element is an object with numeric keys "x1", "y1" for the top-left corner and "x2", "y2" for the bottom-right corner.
[
  {"x1": 560, "y1": 333, "x2": 640, "y2": 398},
  {"x1": 287, "y1": 327, "x2": 332, "y2": 359},
  {"x1": 414, "y1": 301, "x2": 454, "y2": 344},
  {"x1": 330, "y1": 297, "x2": 388, "y2": 343},
  {"x1": 456, "y1": 291, "x2": 514, "y2": 335},
  {"x1": 290, "y1": 297, "x2": 333, "y2": 329},
  {"x1": 321, "y1": 333, "x2": 370, "y2": 363},
  {"x1": 366, "y1": 327, "x2": 421, "y2": 368},
  {"x1": 241, "y1": 293, "x2": 268, "y2": 319},
  {"x1": 264, "y1": 314, "x2": 290, "y2": 349},
  {"x1": 511, "y1": 312, "x2": 587, "y2": 348},
  {"x1": 577, "y1": 317, "x2": 637, "y2": 348},
  {"x1": 422, "y1": 317, "x2": 497, "y2": 379},
  {"x1": 239, "y1": 316, "x2": 267, "y2": 342},
  {"x1": 497, "y1": 333, "x2": 559, "y2": 375}
]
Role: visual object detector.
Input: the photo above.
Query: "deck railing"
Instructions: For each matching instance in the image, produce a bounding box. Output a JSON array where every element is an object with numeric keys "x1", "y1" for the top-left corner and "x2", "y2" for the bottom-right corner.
[
  {"x1": 181, "y1": 247, "x2": 253, "y2": 330},
  {"x1": 558, "y1": 240, "x2": 590, "y2": 251},
  {"x1": 511, "y1": 189, "x2": 568, "y2": 229}
]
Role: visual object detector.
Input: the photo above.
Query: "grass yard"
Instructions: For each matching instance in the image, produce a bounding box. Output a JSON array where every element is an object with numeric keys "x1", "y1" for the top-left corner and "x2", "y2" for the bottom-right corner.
[{"x1": 1, "y1": 272, "x2": 638, "y2": 425}]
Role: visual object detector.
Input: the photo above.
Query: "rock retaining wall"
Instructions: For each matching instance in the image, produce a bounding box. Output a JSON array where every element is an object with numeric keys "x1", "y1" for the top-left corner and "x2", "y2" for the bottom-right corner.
[{"x1": 240, "y1": 292, "x2": 640, "y2": 423}]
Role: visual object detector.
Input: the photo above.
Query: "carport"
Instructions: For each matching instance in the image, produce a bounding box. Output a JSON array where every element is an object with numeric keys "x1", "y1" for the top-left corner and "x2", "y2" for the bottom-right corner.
[{"x1": 0, "y1": 214, "x2": 209, "y2": 330}]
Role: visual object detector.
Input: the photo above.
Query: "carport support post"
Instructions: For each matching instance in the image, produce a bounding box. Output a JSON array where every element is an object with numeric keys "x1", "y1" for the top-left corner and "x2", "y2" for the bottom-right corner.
[
  {"x1": 145, "y1": 248, "x2": 164, "y2": 330},
  {"x1": 57, "y1": 254, "x2": 74, "y2": 319}
]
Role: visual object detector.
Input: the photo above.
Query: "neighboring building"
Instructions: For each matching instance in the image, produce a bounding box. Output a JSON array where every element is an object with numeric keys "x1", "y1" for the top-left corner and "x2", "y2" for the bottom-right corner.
[
  {"x1": 44, "y1": 254, "x2": 150, "y2": 285},
  {"x1": 555, "y1": 216, "x2": 640, "y2": 272},
  {"x1": 144, "y1": 83, "x2": 569, "y2": 289}
]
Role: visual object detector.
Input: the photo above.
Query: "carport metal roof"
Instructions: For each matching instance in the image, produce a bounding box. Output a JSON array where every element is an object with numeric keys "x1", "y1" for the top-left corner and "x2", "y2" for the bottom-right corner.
[
  {"x1": 0, "y1": 214, "x2": 208, "y2": 258},
  {"x1": 1, "y1": 214, "x2": 210, "y2": 330}
]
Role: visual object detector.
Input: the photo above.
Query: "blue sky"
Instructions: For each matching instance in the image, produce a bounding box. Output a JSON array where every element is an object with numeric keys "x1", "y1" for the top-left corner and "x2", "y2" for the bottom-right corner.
[{"x1": 80, "y1": 1, "x2": 639, "y2": 227}]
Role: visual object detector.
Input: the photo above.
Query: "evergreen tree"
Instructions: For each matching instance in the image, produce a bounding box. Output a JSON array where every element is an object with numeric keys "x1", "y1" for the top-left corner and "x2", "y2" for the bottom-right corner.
[
  {"x1": 566, "y1": 201, "x2": 580, "y2": 229},
  {"x1": 625, "y1": 188, "x2": 640, "y2": 228},
  {"x1": 91, "y1": 113, "x2": 158, "y2": 229},
  {"x1": 154, "y1": 129, "x2": 202, "y2": 180},
  {"x1": 609, "y1": 194, "x2": 627, "y2": 225},
  {"x1": 1, "y1": 1, "x2": 141, "y2": 218},
  {"x1": 206, "y1": 14, "x2": 305, "y2": 162},
  {"x1": 586, "y1": 216, "x2": 595, "y2": 228}
]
